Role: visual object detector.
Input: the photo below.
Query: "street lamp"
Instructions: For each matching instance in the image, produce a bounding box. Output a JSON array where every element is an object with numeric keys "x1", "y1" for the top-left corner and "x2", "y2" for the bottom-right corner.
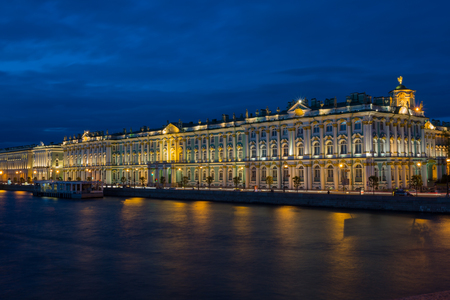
[
  {"x1": 416, "y1": 162, "x2": 421, "y2": 196},
  {"x1": 339, "y1": 164, "x2": 348, "y2": 192},
  {"x1": 126, "y1": 169, "x2": 130, "y2": 186},
  {"x1": 282, "y1": 164, "x2": 289, "y2": 192}
]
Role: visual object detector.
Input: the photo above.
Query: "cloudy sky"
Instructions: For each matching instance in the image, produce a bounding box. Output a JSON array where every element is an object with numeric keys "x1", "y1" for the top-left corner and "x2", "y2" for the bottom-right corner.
[{"x1": 0, "y1": 0, "x2": 449, "y2": 148}]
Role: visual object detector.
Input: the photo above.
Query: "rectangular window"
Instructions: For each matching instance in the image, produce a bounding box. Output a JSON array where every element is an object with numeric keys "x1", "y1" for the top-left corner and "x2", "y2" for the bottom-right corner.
[
  {"x1": 282, "y1": 128, "x2": 288, "y2": 136},
  {"x1": 313, "y1": 126, "x2": 319, "y2": 133},
  {"x1": 355, "y1": 122, "x2": 361, "y2": 130},
  {"x1": 326, "y1": 125, "x2": 333, "y2": 132}
]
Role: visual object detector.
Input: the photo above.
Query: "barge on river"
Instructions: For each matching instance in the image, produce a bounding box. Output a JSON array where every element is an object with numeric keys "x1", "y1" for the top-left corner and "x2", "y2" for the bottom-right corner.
[{"x1": 33, "y1": 180, "x2": 103, "y2": 199}]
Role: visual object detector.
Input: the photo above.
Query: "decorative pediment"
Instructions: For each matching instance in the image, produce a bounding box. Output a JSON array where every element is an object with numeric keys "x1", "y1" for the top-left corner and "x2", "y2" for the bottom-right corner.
[
  {"x1": 162, "y1": 123, "x2": 180, "y2": 134},
  {"x1": 287, "y1": 100, "x2": 311, "y2": 117},
  {"x1": 424, "y1": 121, "x2": 435, "y2": 130}
]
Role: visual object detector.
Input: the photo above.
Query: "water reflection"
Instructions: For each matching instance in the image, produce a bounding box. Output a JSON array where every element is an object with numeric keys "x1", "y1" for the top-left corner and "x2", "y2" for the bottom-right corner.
[{"x1": 2, "y1": 191, "x2": 450, "y2": 300}]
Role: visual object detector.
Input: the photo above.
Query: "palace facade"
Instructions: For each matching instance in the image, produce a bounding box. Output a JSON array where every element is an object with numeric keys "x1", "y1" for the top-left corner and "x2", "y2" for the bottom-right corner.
[
  {"x1": 60, "y1": 78, "x2": 449, "y2": 190},
  {"x1": 0, "y1": 143, "x2": 63, "y2": 182}
]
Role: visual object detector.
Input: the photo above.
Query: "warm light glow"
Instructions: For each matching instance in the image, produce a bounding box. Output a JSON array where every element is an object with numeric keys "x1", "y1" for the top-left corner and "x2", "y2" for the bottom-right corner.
[
  {"x1": 417, "y1": 162, "x2": 421, "y2": 167},
  {"x1": 16, "y1": 171, "x2": 18, "y2": 174},
  {"x1": 415, "y1": 107, "x2": 419, "y2": 111},
  {"x1": 0, "y1": 171, "x2": 2, "y2": 175},
  {"x1": 56, "y1": 170, "x2": 59, "y2": 173},
  {"x1": 447, "y1": 159, "x2": 450, "y2": 163},
  {"x1": 339, "y1": 164, "x2": 343, "y2": 168},
  {"x1": 284, "y1": 165, "x2": 288, "y2": 168},
  {"x1": 33, "y1": 171, "x2": 36, "y2": 174},
  {"x1": 178, "y1": 168, "x2": 182, "y2": 170}
]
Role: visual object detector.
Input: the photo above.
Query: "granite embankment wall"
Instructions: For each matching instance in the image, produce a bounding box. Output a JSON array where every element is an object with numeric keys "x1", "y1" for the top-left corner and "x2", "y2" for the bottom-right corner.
[
  {"x1": 104, "y1": 188, "x2": 450, "y2": 213},
  {"x1": 2, "y1": 184, "x2": 450, "y2": 213},
  {"x1": 0, "y1": 185, "x2": 34, "y2": 192}
]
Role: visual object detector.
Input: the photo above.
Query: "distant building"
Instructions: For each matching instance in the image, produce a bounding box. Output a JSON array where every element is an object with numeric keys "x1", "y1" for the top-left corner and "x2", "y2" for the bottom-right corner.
[
  {"x1": 0, "y1": 143, "x2": 63, "y2": 183},
  {"x1": 60, "y1": 78, "x2": 449, "y2": 190}
]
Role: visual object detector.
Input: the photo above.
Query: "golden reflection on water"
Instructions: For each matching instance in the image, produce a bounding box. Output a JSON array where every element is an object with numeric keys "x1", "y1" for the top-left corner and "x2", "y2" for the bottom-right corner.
[
  {"x1": 122, "y1": 197, "x2": 145, "y2": 206},
  {"x1": 191, "y1": 201, "x2": 211, "y2": 234},
  {"x1": 233, "y1": 206, "x2": 251, "y2": 236}
]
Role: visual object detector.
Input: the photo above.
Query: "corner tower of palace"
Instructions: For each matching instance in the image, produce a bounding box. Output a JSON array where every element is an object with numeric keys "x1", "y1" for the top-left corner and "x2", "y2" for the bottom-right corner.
[{"x1": 55, "y1": 77, "x2": 449, "y2": 191}]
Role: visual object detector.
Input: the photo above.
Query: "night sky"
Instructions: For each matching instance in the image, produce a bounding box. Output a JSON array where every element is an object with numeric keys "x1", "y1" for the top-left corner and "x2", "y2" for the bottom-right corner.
[{"x1": 1, "y1": 0, "x2": 449, "y2": 148}]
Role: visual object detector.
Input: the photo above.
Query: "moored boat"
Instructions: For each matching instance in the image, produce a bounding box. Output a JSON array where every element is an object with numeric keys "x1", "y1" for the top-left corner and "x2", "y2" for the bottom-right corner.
[{"x1": 33, "y1": 180, "x2": 103, "y2": 199}]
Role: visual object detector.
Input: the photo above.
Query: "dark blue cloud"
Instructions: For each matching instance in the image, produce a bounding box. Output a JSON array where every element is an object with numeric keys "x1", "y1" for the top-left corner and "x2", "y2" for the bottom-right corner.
[{"x1": 0, "y1": 0, "x2": 449, "y2": 148}]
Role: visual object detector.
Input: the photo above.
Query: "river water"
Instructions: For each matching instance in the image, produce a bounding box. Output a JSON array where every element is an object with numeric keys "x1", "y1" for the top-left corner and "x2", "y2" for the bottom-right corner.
[{"x1": 1, "y1": 190, "x2": 450, "y2": 300}]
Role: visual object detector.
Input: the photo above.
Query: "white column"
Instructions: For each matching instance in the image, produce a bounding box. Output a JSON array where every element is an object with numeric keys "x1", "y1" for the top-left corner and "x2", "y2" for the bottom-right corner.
[
  {"x1": 394, "y1": 164, "x2": 400, "y2": 188},
  {"x1": 386, "y1": 121, "x2": 391, "y2": 155},
  {"x1": 402, "y1": 164, "x2": 407, "y2": 188},
  {"x1": 333, "y1": 124, "x2": 338, "y2": 155},
  {"x1": 320, "y1": 164, "x2": 325, "y2": 190},
  {"x1": 245, "y1": 132, "x2": 249, "y2": 160},
  {"x1": 288, "y1": 129, "x2": 294, "y2": 156},
  {"x1": 255, "y1": 130, "x2": 260, "y2": 158},
  {"x1": 386, "y1": 164, "x2": 392, "y2": 189}
]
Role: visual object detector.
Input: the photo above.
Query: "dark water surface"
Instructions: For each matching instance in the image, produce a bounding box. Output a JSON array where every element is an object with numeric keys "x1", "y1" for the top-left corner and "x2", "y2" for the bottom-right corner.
[{"x1": 1, "y1": 191, "x2": 450, "y2": 300}]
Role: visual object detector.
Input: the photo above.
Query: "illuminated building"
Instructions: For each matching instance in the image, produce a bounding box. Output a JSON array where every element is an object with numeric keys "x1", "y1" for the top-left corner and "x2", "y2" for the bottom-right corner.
[
  {"x1": 60, "y1": 78, "x2": 449, "y2": 190},
  {"x1": 0, "y1": 143, "x2": 63, "y2": 183}
]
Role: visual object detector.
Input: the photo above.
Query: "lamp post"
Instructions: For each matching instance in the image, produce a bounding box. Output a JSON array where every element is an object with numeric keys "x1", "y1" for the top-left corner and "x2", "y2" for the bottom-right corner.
[
  {"x1": 282, "y1": 164, "x2": 288, "y2": 192},
  {"x1": 15, "y1": 171, "x2": 19, "y2": 184},
  {"x1": 56, "y1": 170, "x2": 60, "y2": 181},
  {"x1": 126, "y1": 169, "x2": 130, "y2": 186},
  {"x1": 339, "y1": 164, "x2": 349, "y2": 192},
  {"x1": 416, "y1": 162, "x2": 421, "y2": 197}
]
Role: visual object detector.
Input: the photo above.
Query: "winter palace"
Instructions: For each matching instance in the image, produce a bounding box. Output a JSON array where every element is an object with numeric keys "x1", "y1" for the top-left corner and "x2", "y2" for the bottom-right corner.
[{"x1": 1, "y1": 78, "x2": 449, "y2": 190}]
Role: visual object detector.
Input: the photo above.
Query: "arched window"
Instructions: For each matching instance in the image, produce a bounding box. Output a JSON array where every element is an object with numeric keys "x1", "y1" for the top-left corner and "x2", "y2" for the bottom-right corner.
[
  {"x1": 251, "y1": 146, "x2": 256, "y2": 158},
  {"x1": 272, "y1": 166, "x2": 277, "y2": 180},
  {"x1": 314, "y1": 166, "x2": 320, "y2": 182},
  {"x1": 202, "y1": 170, "x2": 206, "y2": 180},
  {"x1": 211, "y1": 170, "x2": 215, "y2": 180},
  {"x1": 238, "y1": 170, "x2": 243, "y2": 180},
  {"x1": 261, "y1": 131, "x2": 266, "y2": 138},
  {"x1": 195, "y1": 151, "x2": 199, "y2": 161},
  {"x1": 228, "y1": 169, "x2": 233, "y2": 181},
  {"x1": 313, "y1": 125, "x2": 319, "y2": 133},
  {"x1": 326, "y1": 124, "x2": 333, "y2": 132},
  {"x1": 261, "y1": 146, "x2": 267, "y2": 158},
  {"x1": 299, "y1": 166, "x2": 304, "y2": 181},
  {"x1": 272, "y1": 129, "x2": 277, "y2": 137},
  {"x1": 219, "y1": 170, "x2": 223, "y2": 180},
  {"x1": 298, "y1": 144, "x2": 304, "y2": 156},
  {"x1": 327, "y1": 166, "x2": 333, "y2": 182},
  {"x1": 210, "y1": 150, "x2": 215, "y2": 161},
  {"x1": 271, "y1": 146, "x2": 277, "y2": 157},
  {"x1": 326, "y1": 142, "x2": 333, "y2": 155},
  {"x1": 251, "y1": 131, "x2": 256, "y2": 138},
  {"x1": 340, "y1": 122, "x2": 347, "y2": 131},
  {"x1": 355, "y1": 165, "x2": 362, "y2": 182},
  {"x1": 228, "y1": 149, "x2": 233, "y2": 159},
  {"x1": 237, "y1": 149, "x2": 243, "y2": 160},
  {"x1": 340, "y1": 141, "x2": 347, "y2": 155},
  {"x1": 219, "y1": 150, "x2": 223, "y2": 161},
  {"x1": 313, "y1": 142, "x2": 320, "y2": 155},
  {"x1": 354, "y1": 120, "x2": 362, "y2": 130},
  {"x1": 261, "y1": 167, "x2": 267, "y2": 180},
  {"x1": 282, "y1": 144, "x2": 288, "y2": 156},
  {"x1": 194, "y1": 170, "x2": 198, "y2": 180},
  {"x1": 251, "y1": 168, "x2": 256, "y2": 181},
  {"x1": 355, "y1": 140, "x2": 362, "y2": 154},
  {"x1": 203, "y1": 150, "x2": 207, "y2": 161}
]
